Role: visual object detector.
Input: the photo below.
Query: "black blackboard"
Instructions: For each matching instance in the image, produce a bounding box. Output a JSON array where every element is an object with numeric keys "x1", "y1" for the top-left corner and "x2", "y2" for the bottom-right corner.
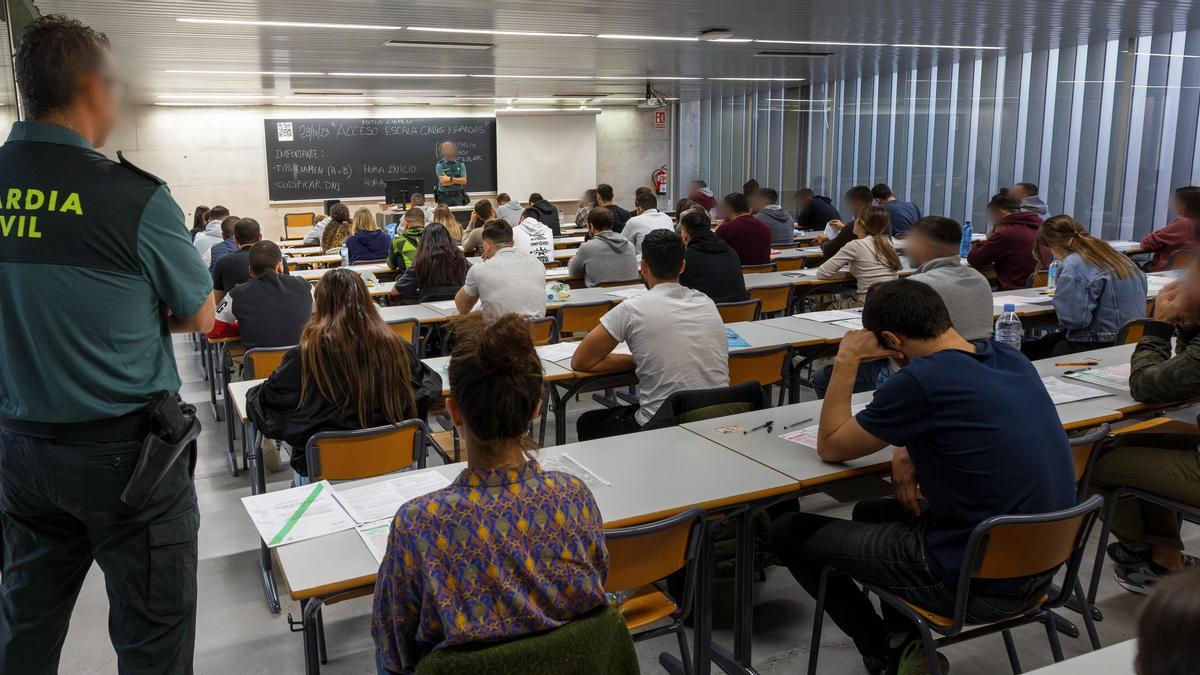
[{"x1": 263, "y1": 117, "x2": 497, "y2": 202}]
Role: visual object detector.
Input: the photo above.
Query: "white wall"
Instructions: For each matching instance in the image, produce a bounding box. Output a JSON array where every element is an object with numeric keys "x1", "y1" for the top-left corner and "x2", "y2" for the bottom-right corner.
[{"x1": 103, "y1": 104, "x2": 672, "y2": 237}]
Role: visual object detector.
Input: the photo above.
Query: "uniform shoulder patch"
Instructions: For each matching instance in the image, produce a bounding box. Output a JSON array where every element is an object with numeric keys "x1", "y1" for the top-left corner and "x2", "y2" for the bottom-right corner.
[{"x1": 117, "y1": 151, "x2": 167, "y2": 186}]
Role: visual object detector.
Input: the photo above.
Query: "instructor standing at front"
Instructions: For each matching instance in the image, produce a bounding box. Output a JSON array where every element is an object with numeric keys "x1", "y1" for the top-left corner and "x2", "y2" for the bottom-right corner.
[
  {"x1": 434, "y1": 139, "x2": 469, "y2": 206},
  {"x1": 0, "y1": 15, "x2": 214, "y2": 674}
]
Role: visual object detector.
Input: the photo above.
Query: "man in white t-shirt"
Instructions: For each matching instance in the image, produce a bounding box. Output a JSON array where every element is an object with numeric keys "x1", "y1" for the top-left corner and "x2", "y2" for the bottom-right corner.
[
  {"x1": 572, "y1": 229, "x2": 729, "y2": 440},
  {"x1": 455, "y1": 219, "x2": 547, "y2": 321},
  {"x1": 622, "y1": 191, "x2": 676, "y2": 254},
  {"x1": 513, "y1": 207, "x2": 555, "y2": 264}
]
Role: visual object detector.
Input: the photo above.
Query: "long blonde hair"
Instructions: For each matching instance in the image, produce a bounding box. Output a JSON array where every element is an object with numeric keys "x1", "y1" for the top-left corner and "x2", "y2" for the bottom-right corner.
[
  {"x1": 857, "y1": 206, "x2": 902, "y2": 271},
  {"x1": 432, "y1": 204, "x2": 463, "y2": 241},
  {"x1": 353, "y1": 207, "x2": 378, "y2": 232},
  {"x1": 1036, "y1": 215, "x2": 1136, "y2": 279}
]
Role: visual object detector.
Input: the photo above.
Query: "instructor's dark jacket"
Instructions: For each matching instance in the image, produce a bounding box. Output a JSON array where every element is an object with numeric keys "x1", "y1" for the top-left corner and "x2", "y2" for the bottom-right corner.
[{"x1": 680, "y1": 230, "x2": 750, "y2": 304}]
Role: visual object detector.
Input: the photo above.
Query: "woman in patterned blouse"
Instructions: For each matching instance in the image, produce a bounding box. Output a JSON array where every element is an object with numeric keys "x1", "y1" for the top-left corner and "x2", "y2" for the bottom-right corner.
[{"x1": 372, "y1": 313, "x2": 609, "y2": 674}]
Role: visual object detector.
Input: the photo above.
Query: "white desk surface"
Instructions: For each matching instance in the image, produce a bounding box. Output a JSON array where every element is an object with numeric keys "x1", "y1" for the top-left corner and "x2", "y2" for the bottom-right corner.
[
  {"x1": 1025, "y1": 640, "x2": 1135, "y2": 674},
  {"x1": 286, "y1": 253, "x2": 342, "y2": 268},
  {"x1": 282, "y1": 246, "x2": 324, "y2": 256},
  {"x1": 725, "y1": 320, "x2": 828, "y2": 349},
  {"x1": 376, "y1": 304, "x2": 448, "y2": 324},
  {"x1": 227, "y1": 378, "x2": 263, "y2": 425},
  {"x1": 420, "y1": 356, "x2": 576, "y2": 394},
  {"x1": 1032, "y1": 344, "x2": 1140, "y2": 415},
  {"x1": 293, "y1": 263, "x2": 390, "y2": 282},
  {"x1": 273, "y1": 427, "x2": 798, "y2": 599},
  {"x1": 278, "y1": 239, "x2": 313, "y2": 249},
  {"x1": 760, "y1": 316, "x2": 856, "y2": 341},
  {"x1": 554, "y1": 236, "x2": 586, "y2": 247}
]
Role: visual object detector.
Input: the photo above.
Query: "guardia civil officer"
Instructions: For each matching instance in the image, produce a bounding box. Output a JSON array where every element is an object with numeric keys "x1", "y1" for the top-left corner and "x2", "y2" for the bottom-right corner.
[
  {"x1": 0, "y1": 15, "x2": 214, "y2": 674},
  {"x1": 433, "y1": 139, "x2": 469, "y2": 206}
]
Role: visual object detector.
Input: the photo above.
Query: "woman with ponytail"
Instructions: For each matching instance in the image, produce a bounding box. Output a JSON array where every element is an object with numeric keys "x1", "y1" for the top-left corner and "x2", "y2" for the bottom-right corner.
[
  {"x1": 816, "y1": 205, "x2": 902, "y2": 305},
  {"x1": 1023, "y1": 215, "x2": 1148, "y2": 358},
  {"x1": 372, "y1": 313, "x2": 608, "y2": 674}
]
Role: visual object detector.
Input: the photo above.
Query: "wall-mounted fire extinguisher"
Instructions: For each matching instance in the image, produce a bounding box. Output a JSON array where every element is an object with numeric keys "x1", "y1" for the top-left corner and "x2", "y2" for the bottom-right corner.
[{"x1": 651, "y1": 165, "x2": 668, "y2": 196}]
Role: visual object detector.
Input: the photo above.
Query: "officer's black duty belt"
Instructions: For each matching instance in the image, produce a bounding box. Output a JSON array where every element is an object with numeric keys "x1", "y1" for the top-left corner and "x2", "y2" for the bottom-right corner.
[{"x1": 0, "y1": 410, "x2": 154, "y2": 443}]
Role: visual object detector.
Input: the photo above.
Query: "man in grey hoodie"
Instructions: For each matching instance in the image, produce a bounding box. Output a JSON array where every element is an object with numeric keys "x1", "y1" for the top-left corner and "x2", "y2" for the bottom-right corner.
[
  {"x1": 1011, "y1": 182, "x2": 1048, "y2": 216},
  {"x1": 193, "y1": 204, "x2": 230, "y2": 257},
  {"x1": 496, "y1": 192, "x2": 524, "y2": 225},
  {"x1": 568, "y1": 207, "x2": 639, "y2": 287},
  {"x1": 751, "y1": 187, "x2": 797, "y2": 245}
]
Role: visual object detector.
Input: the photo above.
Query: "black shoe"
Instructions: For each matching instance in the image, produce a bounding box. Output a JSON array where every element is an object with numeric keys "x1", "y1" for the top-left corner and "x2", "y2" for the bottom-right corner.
[
  {"x1": 861, "y1": 654, "x2": 888, "y2": 675},
  {"x1": 1114, "y1": 559, "x2": 1168, "y2": 595},
  {"x1": 1106, "y1": 542, "x2": 1147, "y2": 566}
]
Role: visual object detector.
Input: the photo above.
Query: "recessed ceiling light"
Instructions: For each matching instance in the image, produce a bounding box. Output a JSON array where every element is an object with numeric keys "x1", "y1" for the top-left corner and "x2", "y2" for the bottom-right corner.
[
  {"x1": 407, "y1": 26, "x2": 591, "y2": 38},
  {"x1": 177, "y1": 17, "x2": 401, "y2": 30},
  {"x1": 756, "y1": 39, "x2": 887, "y2": 47},
  {"x1": 384, "y1": 39, "x2": 493, "y2": 50},
  {"x1": 327, "y1": 72, "x2": 468, "y2": 78},
  {"x1": 157, "y1": 93, "x2": 279, "y2": 99},
  {"x1": 596, "y1": 34, "x2": 698, "y2": 42},
  {"x1": 891, "y1": 43, "x2": 1003, "y2": 50},
  {"x1": 165, "y1": 69, "x2": 326, "y2": 76}
]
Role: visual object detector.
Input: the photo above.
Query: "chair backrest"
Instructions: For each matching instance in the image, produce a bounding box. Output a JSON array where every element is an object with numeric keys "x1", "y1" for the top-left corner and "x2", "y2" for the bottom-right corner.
[
  {"x1": 716, "y1": 299, "x2": 762, "y2": 323},
  {"x1": 1169, "y1": 247, "x2": 1197, "y2": 270},
  {"x1": 558, "y1": 301, "x2": 614, "y2": 335},
  {"x1": 284, "y1": 212, "x2": 315, "y2": 240},
  {"x1": 643, "y1": 381, "x2": 765, "y2": 429},
  {"x1": 774, "y1": 257, "x2": 806, "y2": 272},
  {"x1": 306, "y1": 420, "x2": 430, "y2": 480},
  {"x1": 528, "y1": 316, "x2": 560, "y2": 346},
  {"x1": 243, "y1": 346, "x2": 293, "y2": 380},
  {"x1": 597, "y1": 279, "x2": 642, "y2": 288},
  {"x1": 742, "y1": 263, "x2": 776, "y2": 274},
  {"x1": 388, "y1": 318, "x2": 420, "y2": 347},
  {"x1": 1068, "y1": 423, "x2": 1110, "y2": 501},
  {"x1": 1026, "y1": 270, "x2": 1049, "y2": 288},
  {"x1": 605, "y1": 509, "x2": 705, "y2": 616},
  {"x1": 413, "y1": 605, "x2": 639, "y2": 675},
  {"x1": 1115, "y1": 318, "x2": 1151, "y2": 345},
  {"x1": 748, "y1": 283, "x2": 792, "y2": 315},
  {"x1": 728, "y1": 345, "x2": 790, "y2": 388}
]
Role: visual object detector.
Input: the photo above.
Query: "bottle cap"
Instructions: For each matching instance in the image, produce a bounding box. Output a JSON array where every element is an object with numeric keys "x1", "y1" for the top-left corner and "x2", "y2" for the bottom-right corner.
[{"x1": 1003, "y1": 304, "x2": 1016, "y2": 311}]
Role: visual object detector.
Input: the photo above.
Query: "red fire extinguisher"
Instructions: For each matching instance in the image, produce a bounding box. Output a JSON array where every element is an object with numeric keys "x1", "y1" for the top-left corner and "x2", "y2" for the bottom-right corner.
[{"x1": 651, "y1": 165, "x2": 668, "y2": 196}]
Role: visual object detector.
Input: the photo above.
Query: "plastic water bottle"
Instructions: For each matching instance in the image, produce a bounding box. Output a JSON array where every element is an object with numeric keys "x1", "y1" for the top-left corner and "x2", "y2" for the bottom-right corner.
[
  {"x1": 1047, "y1": 258, "x2": 1063, "y2": 290},
  {"x1": 339, "y1": 244, "x2": 350, "y2": 267},
  {"x1": 994, "y1": 304, "x2": 1023, "y2": 350},
  {"x1": 960, "y1": 220, "x2": 973, "y2": 258}
]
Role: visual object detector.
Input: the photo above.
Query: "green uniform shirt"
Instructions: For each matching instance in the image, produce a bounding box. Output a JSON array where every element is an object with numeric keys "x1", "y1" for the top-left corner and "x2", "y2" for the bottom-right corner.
[
  {"x1": 435, "y1": 157, "x2": 467, "y2": 195},
  {"x1": 0, "y1": 122, "x2": 213, "y2": 422}
]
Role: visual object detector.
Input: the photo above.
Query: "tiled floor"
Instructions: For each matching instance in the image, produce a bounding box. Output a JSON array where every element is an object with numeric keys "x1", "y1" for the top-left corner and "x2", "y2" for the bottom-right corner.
[{"x1": 52, "y1": 335, "x2": 1192, "y2": 674}]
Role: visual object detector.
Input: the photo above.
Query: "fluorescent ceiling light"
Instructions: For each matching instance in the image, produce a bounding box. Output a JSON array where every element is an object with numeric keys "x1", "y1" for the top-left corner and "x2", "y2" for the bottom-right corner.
[
  {"x1": 157, "y1": 93, "x2": 278, "y2": 99},
  {"x1": 474, "y1": 74, "x2": 593, "y2": 79},
  {"x1": 495, "y1": 107, "x2": 602, "y2": 112},
  {"x1": 596, "y1": 34, "x2": 698, "y2": 42},
  {"x1": 328, "y1": 72, "x2": 467, "y2": 78},
  {"x1": 155, "y1": 102, "x2": 247, "y2": 107},
  {"x1": 710, "y1": 77, "x2": 805, "y2": 81},
  {"x1": 407, "y1": 26, "x2": 591, "y2": 38},
  {"x1": 1133, "y1": 52, "x2": 1200, "y2": 59},
  {"x1": 594, "y1": 75, "x2": 702, "y2": 81},
  {"x1": 712, "y1": 38, "x2": 754, "y2": 43},
  {"x1": 177, "y1": 17, "x2": 400, "y2": 30},
  {"x1": 891, "y1": 43, "x2": 1003, "y2": 50},
  {"x1": 384, "y1": 40, "x2": 493, "y2": 50},
  {"x1": 756, "y1": 39, "x2": 886, "y2": 47},
  {"x1": 166, "y1": 69, "x2": 326, "y2": 76}
]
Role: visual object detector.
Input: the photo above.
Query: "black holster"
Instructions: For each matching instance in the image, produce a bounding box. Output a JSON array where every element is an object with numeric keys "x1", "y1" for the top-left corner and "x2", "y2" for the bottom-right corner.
[{"x1": 120, "y1": 391, "x2": 201, "y2": 510}]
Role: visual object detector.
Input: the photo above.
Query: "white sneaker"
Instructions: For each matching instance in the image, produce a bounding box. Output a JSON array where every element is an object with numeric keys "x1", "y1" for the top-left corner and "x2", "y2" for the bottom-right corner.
[{"x1": 262, "y1": 438, "x2": 284, "y2": 473}]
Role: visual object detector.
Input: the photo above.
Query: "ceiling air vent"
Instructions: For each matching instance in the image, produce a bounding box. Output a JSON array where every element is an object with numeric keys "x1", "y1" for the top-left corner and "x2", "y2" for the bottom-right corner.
[{"x1": 753, "y1": 50, "x2": 834, "y2": 58}]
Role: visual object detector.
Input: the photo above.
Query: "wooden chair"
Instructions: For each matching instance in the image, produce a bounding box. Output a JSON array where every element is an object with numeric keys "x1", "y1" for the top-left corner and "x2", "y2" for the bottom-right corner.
[
  {"x1": 774, "y1": 257, "x2": 807, "y2": 272},
  {"x1": 306, "y1": 419, "x2": 431, "y2": 479},
  {"x1": 1026, "y1": 270, "x2": 1050, "y2": 288},
  {"x1": 716, "y1": 299, "x2": 761, "y2": 323},
  {"x1": 1114, "y1": 318, "x2": 1152, "y2": 345},
  {"x1": 284, "y1": 212, "x2": 315, "y2": 241},
  {"x1": 243, "y1": 347, "x2": 292, "y2": 380},
  {"x1": 597, "y1": 279, "x2": 642, "y2": 288},
  {"x1": 742, "y1": 263, "x2": 776, "y2": 274},
  {"x1": 558, "y1": 300, "x2": 614, "y2": 339},
  {"x1": 728, "y1": 345, "x2": 791, "y2": 406},
  {"x1": 605, "y1": 509, "x2": 706, "y2": 674},
  {"x1": 1168, "y1": 247, "x2": 1197, "y2": 270},
  {"x1": 643, "y1": 381, "x2": 765, "y2": 429},
  {"x1": 528, "y1": 316, "x2": 560, "y2": 346},
  {"x1": 748, "y1": 283, "x2": 793, "y2": 317},
  {"x1": 387, "y1": 318, "x2": 422, "y2": 355},
  {"x1": 809, "y1": 496, "x2": 1105, "y2": 675}
]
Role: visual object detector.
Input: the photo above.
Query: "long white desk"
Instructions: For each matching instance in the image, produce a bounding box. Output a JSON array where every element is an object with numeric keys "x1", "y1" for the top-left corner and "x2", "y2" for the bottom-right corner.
[{"x1": 1026, "y1": 640, "x2": 1135, "y2": 674}]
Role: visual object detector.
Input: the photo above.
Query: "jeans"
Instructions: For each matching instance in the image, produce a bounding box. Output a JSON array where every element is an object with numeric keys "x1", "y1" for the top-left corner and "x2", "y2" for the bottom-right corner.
[
  {"x1": 576, "y1": 404, "x2": 642, "y2": 441},
  {"x1": 769, "y1": 498, "x2": 1051, "y2": 659},
  {"x1": 0, "y1": 430, "x2": 199, "y2": 674}
]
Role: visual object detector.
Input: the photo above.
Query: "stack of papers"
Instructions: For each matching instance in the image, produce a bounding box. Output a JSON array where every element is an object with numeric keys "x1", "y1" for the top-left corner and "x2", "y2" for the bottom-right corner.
[
  {"x1": 536, "y1": 341, "x2": 581, "y2": 362},
  {"x1": 540, "y1": 452, "x2": 611, "y2": 489},
  {"x1": 1064, "y1": 364, "x2": 1131, "y2": 392},
  {"x1": 606, "y1": 288, "x2": 645, "y2": 299},
  {"x1": 831, "y1": 318, "x2": 864, "y2": 330},
  {"x1": 726, "y1": 328, "x2": 752, "y2": 350},
  {"x1": 427, "y1": 300, "x2": 458, "y2": 312},
  {"x1": 1041, "y1": 377, "x2": 1113, "y2": 405},
  {"x1": 778, "y1": 403, "x2": 869, "y2": 448},
  {"x1": 796, "y1": 309, "x2": 862, "y2": 323},
  {"x1": 331, "y1": 472, "x2": 452, "y2": 524},
  {"x1": 993, "y1": 294, "x2": 1055, "y2": 308}
]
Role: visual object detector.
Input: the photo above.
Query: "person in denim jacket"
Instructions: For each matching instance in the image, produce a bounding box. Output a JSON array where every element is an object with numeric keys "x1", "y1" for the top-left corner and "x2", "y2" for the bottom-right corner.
[{"x1": 1023, "y1": 215, "x2": 1148, "y2": 358}]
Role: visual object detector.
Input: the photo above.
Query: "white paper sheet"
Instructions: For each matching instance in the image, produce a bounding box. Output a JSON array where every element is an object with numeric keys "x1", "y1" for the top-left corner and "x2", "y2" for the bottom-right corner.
[
  {"x1": 831, "y1": 318, "x2": 864, "y2": 330},
  {"x1": 778, "y1": 403, "x2": 869, "y2": 449},
  {"x1": 1064, "y1": 364, "x2": 1132, "y2": 392},
  {"x1": 539, "y1": 452, "x2": 611, "y2": 489},
  {"x1": 356, "y1": 519, "x2": 393, "y2": 564},
  {"x1": 993, "y1": 294, "x2": 1055, "y2": 307},
  {"x1": 330, "y1": 472, "x2": 453, "y2": 525},
  {"x1": 605, "y1": 288, "x2": 645, "y2": 299},
  {"x1": 1040, "y1": 377, "x2": 1114, "y2": 405},
  {"x1": 241, "y1": 481, "x2": 357, "y2": 548},
  {"x1": 796, "y1": 309, "x2": 862, "y2": 323},
  {"x1": 536, "y1": 341, "x2": 582, "y2": 362},
  {"x1": 427, "y1": 300, "x2": 458, "y2": 311}
]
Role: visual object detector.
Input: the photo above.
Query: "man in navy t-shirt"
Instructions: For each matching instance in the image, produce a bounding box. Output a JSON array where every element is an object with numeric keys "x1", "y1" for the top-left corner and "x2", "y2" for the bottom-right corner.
[{"x1": 769, "y1": 279, "x2": 1074, "y2": 673}]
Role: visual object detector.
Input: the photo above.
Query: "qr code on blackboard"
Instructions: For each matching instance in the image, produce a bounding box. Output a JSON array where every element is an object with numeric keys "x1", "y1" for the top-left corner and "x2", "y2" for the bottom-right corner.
[{"x1": 277, "y1": 122, "x2": 294, "y2": 142}]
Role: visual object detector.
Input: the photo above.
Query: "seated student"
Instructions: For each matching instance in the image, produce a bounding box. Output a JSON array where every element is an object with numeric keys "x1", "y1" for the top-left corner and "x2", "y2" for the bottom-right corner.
[
  {"x1": 673, "y1": 197, "x2": 697, "y2": 221},
  {"x1": 455, "y1": 220, "x2": 547, "y2": 321},
  {"x1": 387, "y1": 208, "x2": 426, "y2": 272},
  {"x1": 816, "y1": 205, "x2": 902, "y2": 305},
  {"x1": 572, "y1": 230, "x2": 729, "y2": 440},
  {"x1": 213, "y1": 241, "x2": 313, "y2": 350},
  {"x1": 596, "y1": 183, "x2": 632, "y2": 233},
  {"x1": 769, "y1": 280, "x2": 1075, "y2": 673},
  {"x1": 1086, "y1": 265, "x2": 1200, "y2": 593},
  {"x1": 194, "y1": 204, "x2": 230, "y2": 252},
  {"x1": 821, "y1": 185, "x2": 874, "y2": 258},
  {"x1": 742, "y1": 178, "x2": 760, "y2": 198},
  {"x1": 688, "y1": 179, "x2": 718, "y2": 212},
  {"x1": 574, "y1": 188, "x2": 598, "y2": 228},
  {"x1": 752, "y1": 187, "x2": 798, "y2": 245},
  {"x1": 246, "y1": 268, "x2": 440, "y2": 481},
  {"x1": 372, "y1": 313, "x2": 607, "y2": 674},
  {"x1": 495, "y1": 192, "x2": 523, "y2": 225},
  {"x1": 212, "y1": 217, "x2": 263, "y2": 302},
  {"x1": 528, "y1": 192, "x2": 561, "y2": 236},
  {"x1": 871, "y1": 183, "x2": 922, "y2": 237},
  {"x1": 1135, "y1": 567, "x2": 1200, "y2": 675},
  {"x1": 967, "y1": 190, "x2": 1044, "y2": 290},
  {"x1": 461, "y1": 199, "x2": 494, "y2": 257},
  {"x1": 206, "y1": 214, "x2": 240, "y2": 271},
  {"x1": 1141, "y1": 186, "x2": 1200, "y2": 272},
  {"x1": 568, "y1": 207, "x2": 639, "y2": 287},
  {"x1": 679, "y1": 209, "x2": 750, "y2": 304},
  {"x1": 315, "y1": 203, "x2": 353, "y2": 251},
  {"x1": 391, "y1": 224, "x2": 470, "y2": 303},
  {"x1": 794, "y1": 188, "x2": 840, "y2": 234},
  {"x1": 715, "y1": 192, "x2": 772, "y2": 265},
  {"x1": 190, "y1": 205, "x2": 210, "y2": 240},
  {"x1": 622, "y1": 191, "x2": 675, "y2": 253},
  {"x1": 1022, "y1": 215, "x2": 1148, "y2": 358},
  {"x1": 302, "y1": 201, "x2": 339, "y2": 245},
  {"x1": 409, "y1": 192, "x2": 434, "y2": 223},
  {"x1": 320, "y1": 215, "x2": 354, "y2": 255},
  {"x1": 514, "y1": 207, "x2": 555, "y2": 264},
  {"x1": 1010, "y1": 181, "x2": 1048, "y2": 216},
  {"x1": 431, "y1": 203, "x2": 464, "y2": 242},
  {"x1": 345, "y1": 209, "x2": 393, "y2": 264}
]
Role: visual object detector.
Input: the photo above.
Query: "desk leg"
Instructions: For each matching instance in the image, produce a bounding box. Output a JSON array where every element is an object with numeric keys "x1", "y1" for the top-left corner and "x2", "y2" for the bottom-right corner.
[
  {"x1": 552, "y1": 384, "x2": 568, "y2": 447},
  {"x1": 248, "y1": 421, "x2": 281, "y2": 614},
  {"x1": 735, "y1": 510, "x2": 754, "y2": 664},
  {"x1": 213, "y1": 346, "x2": 227, "y2": 423},
  {"x1": 224, "y1": 384, "x2": 238, "y2": 477},
  {"x1": 694, "y1": 526, "x2": 713, "y2": 675},
  {"x1": 301, "y1": 598, "x2": 321, "y2": 675}
]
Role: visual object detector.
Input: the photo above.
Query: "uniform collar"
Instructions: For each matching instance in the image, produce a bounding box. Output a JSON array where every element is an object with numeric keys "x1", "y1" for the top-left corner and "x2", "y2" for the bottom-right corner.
[
  {"x1": 7, "y1": 121, "x2": 96, "y2": 151},
  {"x1": 453, "y1": 459, "x2": 543, "y2": 488}
]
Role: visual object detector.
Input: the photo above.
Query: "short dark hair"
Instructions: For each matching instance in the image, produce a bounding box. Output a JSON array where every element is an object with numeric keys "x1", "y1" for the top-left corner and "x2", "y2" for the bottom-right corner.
[
  {"x1": 596, "y1": 183, "x2": 615, "y2": 201},
  {"x1": 635, "y1": 186, "x2": 654, "y2": 198},
  {"x1": 520, "y1": 207, "x2": 541, "y2": 222},
  {"x1": 722, "y1": 192, "x2": 750, "y2": 213},
  {"x1": 233, "y1": 217, "x2": 262, "y2": 245},
  {"x1": 871, "y1": 183, "x2": 895, "y2": 200},
  {"x1": 219, "y1": 215, "x2": 239, "y2": 238},
  {"x1": 861, "y1": 280, "x2": 952, "y2": 341},
  {"x1": 679, "y1": 209, "x2": 713, "y2": 236},
  {"x1": 1016, "y1": 182, "x2": 1039, "y2": 196},
  {"x1": 15, "y1": 15, "x2": 111, "y2": 120},
  {"x1": 1136, "y1": 567, "x2": 1200, "y2": 675},
  {"x1": 690, "y1": 180, "x2": 708, "y2": 188},
  {"x1": 586, "y1": 206, "x2": 614, "y2": 231},
  {"x1": 988, "y1": 190, "x2": 1022, "y2": 211},
  {"x1": 845, "y1": 185, "x2": 873, "y2": 205},
  {"x1": 797, "y1": 188, "x2": 815, "y2": 199},
  {"x1": 528, "y1": 192, "x2": 543, "y2": 203},
  {"x1": 248, "y1": 240, "x2": 283, "y2": 275},
  {"x1": 1175, "y1": 186, "x2": 1200, "y2": 219},
  {"x1": 497, "y1": 193, "x2": 511, "y2": 204},
  {"x1": 482, "y1": 219, "x2": 514, "y2": 246},
  {"x1": 742, "y1": 179, "x2": 760, "y2": 195},
  {"x1": 635, "y1": 192, "x2": 658, "y2": 211},
  {"x1": 641, "y1": 230, "x2": 685, "y2": 280},
  {"x1": 472, "y1": 199, "x2": 493, "y2": 219},
  {"x1": 755, "y1": 187, "x2": 779, "y2": 203},
  {"x1": 208, "y1": 205, "x2": 231, "y2": 221},
  {"x1": 910, "y1": 216, "x2": 963, "y2": 247}
]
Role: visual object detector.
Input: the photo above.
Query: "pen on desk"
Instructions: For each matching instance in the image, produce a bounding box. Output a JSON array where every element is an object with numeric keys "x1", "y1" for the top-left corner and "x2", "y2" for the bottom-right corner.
[
  {"x1": 1055, "y1": 361, "x2": 1099, "y2": 367},
  {"x1": 782, "y1": 417, "x2": 814, "y2": 431},
  {"x1": 743, "y1": 421, "x2": 774, "y2": 434}
]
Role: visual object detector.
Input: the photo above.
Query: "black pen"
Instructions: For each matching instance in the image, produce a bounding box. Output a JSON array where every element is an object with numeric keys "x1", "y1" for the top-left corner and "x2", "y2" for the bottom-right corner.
[
  {"x1": 744, "y1": 421, "x2": 774, "y2": 434},
  {"x1": 782, "y1": 417, "x2": 814, "y2": 431}
]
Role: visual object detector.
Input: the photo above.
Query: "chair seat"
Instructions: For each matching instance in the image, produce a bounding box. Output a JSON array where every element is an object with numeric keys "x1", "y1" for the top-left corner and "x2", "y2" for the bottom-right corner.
[
  {"x1": 617, "y1": 585, "x2": 678, "y2": 631},
  {"x1": 900, "y1": 594, "x2": 1049, "y2": 630},
  {"x1": 429, "y1": 430, "x2": 458, "y2": 460}
]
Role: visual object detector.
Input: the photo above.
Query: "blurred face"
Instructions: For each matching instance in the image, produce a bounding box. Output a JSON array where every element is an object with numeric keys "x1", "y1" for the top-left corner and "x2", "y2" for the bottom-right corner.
[
  {"x1": 1173, "y1": 195, "x2": 1186, "y2": 218},
  {"x1": 78, "y1": 49, "x2": 120, "y2": 147},
  {"x1": 904, "y1": 231, "x2": 934, "y2": 267},
  {"x1": 846, "y1": 197, "x2": 869, "y2": 217},
  {"x1": 411, "y1": 193, "x2": 424, "y2": 206},
  {"x1": 1009, "y1": 184, "x2": 1030, "y2": 200},
  {"x1": 717, "y1": 202, "x2": 734, "y2": 220},
  {"x1": 795, "y1": 193, "x2": 812, "y2": 209},
  {"x1": 750, "y1": 193, "x2": 770, "y2": 212},
  {"x1": 440, "y1": 141, "x2": 457, "y2": 159}
]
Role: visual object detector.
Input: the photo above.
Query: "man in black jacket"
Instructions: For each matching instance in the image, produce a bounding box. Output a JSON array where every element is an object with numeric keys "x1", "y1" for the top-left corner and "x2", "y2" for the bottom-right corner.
[
  {"x1": 596, "y1": 182, "x2": 632, "y2": 233},
  {"x1": 794, "y1": 188, "x2": 842, "y2": 233},
  {"x1": 528, "y1": 192, "x2": 561, "y2": 236},
  {"x1": 820, "y1": 185, "x2": 874, "y2": 258},
  {"x1": 678, "y1": 209, "x2": 749, "y2": 304}
]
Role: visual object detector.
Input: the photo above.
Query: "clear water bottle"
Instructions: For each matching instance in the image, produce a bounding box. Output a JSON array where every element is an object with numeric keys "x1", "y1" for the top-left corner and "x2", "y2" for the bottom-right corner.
[
  {"x1": 960, "y1": 220, "x2": 973, "y2": 258},
  {"x1": 994, "y1": 304, "x2": 1023, "y2": 350},
  {"x1": 1047, "y1": 258, "x2": 1063, "y2": 290},
  {"x1": 339, "y1": 244, "x2": 350, "y2": 267}
]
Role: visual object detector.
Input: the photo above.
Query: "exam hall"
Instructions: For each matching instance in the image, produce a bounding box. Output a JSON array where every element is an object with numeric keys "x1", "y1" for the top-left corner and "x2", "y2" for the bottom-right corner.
[{"x1": 0, "y1": 1, "x2": 1199, "y2": 674}]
